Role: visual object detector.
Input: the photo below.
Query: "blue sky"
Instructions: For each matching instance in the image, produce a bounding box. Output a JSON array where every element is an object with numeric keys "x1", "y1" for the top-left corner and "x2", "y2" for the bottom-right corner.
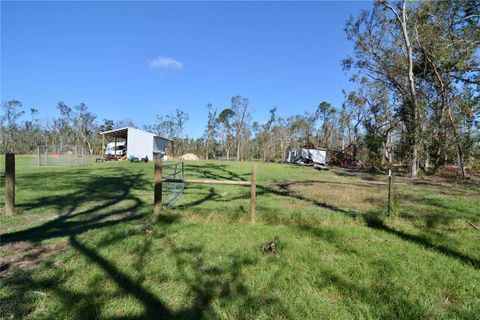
[{"x1": 1, "y1": 1, "x2": 371, "y2": 137}]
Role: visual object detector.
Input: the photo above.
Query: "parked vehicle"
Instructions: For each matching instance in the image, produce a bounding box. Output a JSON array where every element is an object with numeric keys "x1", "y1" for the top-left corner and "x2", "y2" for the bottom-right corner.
[{"x1": 105, "y1": 141, "x2": 127, "y2": 156}]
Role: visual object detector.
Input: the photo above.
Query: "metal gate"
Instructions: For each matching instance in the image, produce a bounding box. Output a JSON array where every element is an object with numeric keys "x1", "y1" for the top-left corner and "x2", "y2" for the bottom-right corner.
[{"x1": 161, "y1": 162, "x2": 184, "y2": 207}]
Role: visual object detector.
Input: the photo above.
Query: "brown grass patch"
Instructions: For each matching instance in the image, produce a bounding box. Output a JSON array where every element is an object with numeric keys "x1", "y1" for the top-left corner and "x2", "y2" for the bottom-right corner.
[{"x1": 0, "y1": 241, "x2": 68, "y2": 278}]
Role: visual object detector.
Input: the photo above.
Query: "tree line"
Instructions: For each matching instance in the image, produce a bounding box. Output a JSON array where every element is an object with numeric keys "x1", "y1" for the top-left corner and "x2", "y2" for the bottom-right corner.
[{"x1": 1, "y1": 0, "x2": 478, "y2": 178}]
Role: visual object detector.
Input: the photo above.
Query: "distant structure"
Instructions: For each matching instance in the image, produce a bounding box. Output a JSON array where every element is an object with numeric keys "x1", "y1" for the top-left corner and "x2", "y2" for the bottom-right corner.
[
  {"x1": 36, "y1": 145, "x2": 90, "y2": 167},
  {"x1": 286, "y1": 148, "x2": 328, "y2": 169},
  {"x1": 100, "y1": 127, "x2": 173, "y2": 161}
]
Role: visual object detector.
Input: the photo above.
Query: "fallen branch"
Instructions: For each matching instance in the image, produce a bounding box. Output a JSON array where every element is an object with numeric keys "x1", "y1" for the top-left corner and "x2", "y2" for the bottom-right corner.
[{"x1": 466, "y1": 220, "x2": 480, "y2": 230}]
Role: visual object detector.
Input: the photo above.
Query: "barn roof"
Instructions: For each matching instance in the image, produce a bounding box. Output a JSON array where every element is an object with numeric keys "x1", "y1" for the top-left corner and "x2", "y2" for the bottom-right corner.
[{"x1": 100, "y1": 127, "x2": 173, "y2": 141}]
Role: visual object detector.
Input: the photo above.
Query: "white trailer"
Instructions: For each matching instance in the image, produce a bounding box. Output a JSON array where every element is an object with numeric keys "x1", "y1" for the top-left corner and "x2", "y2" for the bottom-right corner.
[{"x1": 286, "y1": 148, "x2": 327, "y2": 169}]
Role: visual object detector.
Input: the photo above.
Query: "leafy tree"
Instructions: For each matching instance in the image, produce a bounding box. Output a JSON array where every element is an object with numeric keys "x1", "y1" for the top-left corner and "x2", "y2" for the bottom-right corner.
[
  {"x1": 344, "y1": 0, "x2": 421, "y2": 177},
  {"x1": 203, "y1": 103, "x2": 218, "y2": 160},
  {"x1": 99, "y1": 119, "x2": 114, "y2": 132},
  {"x1": 217, "y1": 108, "x2": 235, "y2": 159},
  {"x1": 0, "y1": 100, "x2": 25, "y2": 153}
]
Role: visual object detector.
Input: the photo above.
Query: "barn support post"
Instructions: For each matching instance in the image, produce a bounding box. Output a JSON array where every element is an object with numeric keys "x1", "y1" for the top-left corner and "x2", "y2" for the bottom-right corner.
[
  {"x1": 154, "y1": 159, "x2": 163, "y2": 215},
  {"x1": 101, "y1": 134, "x2": 105, "y2": 161},
  {"x1": 114, "y1": 137, "x2": 117, "y2": 160},
  {"x1": 5, "y1": 153, "x2": 15, "y2": 214},
  {"x1": 250, "y1": 162, "x2": 257, "y2": 224}
]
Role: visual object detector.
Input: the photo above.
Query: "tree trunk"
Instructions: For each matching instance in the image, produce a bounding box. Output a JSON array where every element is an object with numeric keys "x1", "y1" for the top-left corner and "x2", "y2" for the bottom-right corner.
[
  {"x1": 457, "y1": 147, "x2": 466, "y2": 180},
  {"x1": 205, "y1": 140, "x2": 209, "y2": 160},
  {"x1": 411, "y1": 145, "x2": 418, "y2": 178},
  {"x1": 86, "y1": 141, "x2": 93, "y2": 155},
  {"x1": 384, "y1": 1, "x2": 418, "y2": 178},
  {"x1": 236, "y1": 140, "x2": 241, "y2": 161}
]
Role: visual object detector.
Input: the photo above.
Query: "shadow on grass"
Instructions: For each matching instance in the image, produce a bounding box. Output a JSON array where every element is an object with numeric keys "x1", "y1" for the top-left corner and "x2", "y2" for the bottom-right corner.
[
  {"x1": 1, "y1": 168, "x2": 149, "y2": 244},
  {"x1": 395, "y1": 193, "x2": 480, "y2": 226},
  {"x1": 176, "y1": 164, "x2": 480, "y2": 270},
  {"x1": 299, "y1": 225, "x2": 429, "y2": 317},
  {"x1": 186, "y1": 162, "x2": 249, "y2": 181},
  {"x1": 69, "y1": 235, "x2": 173, "y2": 319},
  {"x1": 362, "y1": 214, "x2": 480, "y2": 269},
  {"x1": 275, "y1": 182, "x2": 480, "y2": 269},
  {"x1": 1, "y1": 162, "x2": 478, "y2": 318},
  {"x1": 1, "y1": 164, "x2": 286, "y2": 318},
  {"x1": 2, "y1": 215, "x2": 281, "y2": 319}
]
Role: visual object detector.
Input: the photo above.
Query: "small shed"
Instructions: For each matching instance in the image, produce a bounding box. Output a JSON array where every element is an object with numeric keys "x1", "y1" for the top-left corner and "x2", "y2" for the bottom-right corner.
[{"x1": 100, "y1": 127, "x2": 173, "y2": 161}]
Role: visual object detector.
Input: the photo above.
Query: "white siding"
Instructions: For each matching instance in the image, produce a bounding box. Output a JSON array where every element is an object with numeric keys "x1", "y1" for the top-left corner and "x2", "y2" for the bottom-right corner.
[
  {"x1": 153, "y1": 136, "x2": 169, "y2": 160},
  {"x1": 127, "y1": 128, "x2": 154, "y2": 160}
]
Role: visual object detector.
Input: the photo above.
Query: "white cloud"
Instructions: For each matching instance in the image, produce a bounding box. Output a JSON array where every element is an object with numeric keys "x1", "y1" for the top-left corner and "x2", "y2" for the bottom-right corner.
[{"x1": 149, "y1": 56, "x2": 183, "y2": 70}]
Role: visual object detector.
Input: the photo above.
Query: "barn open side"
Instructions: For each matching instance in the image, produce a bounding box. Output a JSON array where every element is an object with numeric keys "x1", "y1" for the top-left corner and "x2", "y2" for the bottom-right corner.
[{"x1": 100, "y1": 127, "x2": 173, "y2": 161}]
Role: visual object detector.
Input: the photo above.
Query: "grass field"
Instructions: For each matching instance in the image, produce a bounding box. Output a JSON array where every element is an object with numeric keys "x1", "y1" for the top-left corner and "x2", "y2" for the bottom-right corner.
[{"x1": 1, "y1": 156, "x2": 479, "y2": 319}]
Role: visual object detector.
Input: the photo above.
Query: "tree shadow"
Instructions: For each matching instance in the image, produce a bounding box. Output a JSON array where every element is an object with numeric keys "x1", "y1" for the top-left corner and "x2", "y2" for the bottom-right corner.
[
  {"x1": 175, "y1": 164, "x2": 479, "y2": 270},
  {"x1": 318, "y1": 257, "x2": 430, "y2": 318},
  {"x1": 186, "y1": 162, "x2": 249, "y2": 181},
  {"x1": 0, "y1": 163, "x2": 278, "y2": 318},
  {"x1": 362, "y1": 214, "x2": 480, "y2": 269},
  {"x1": 2, "y1": 162, "x2": 478, "y2": 318},
  {"x1": 2, "y1": 213, "x2": 285, "y2": 319},
  {"x1": 69, "y1": 235, "x2": 173, "y2": 319},
  {"x1": 1, "y1": 170, "x2": 150, "y2": 244},
  {"x1": 393, "y1": 192, "x2": 480, "y2": 232}
]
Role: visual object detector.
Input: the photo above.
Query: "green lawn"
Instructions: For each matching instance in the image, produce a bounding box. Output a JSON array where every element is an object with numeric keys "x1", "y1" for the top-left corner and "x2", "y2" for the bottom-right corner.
[{"x1": 1, "y1": 157, "x2": 479, "y2": 319}]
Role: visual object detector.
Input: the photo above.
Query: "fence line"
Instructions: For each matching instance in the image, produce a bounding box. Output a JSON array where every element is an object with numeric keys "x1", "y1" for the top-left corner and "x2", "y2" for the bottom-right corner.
[{"x1": 154, "y1": 160, "x2": 257, "y2": 224}]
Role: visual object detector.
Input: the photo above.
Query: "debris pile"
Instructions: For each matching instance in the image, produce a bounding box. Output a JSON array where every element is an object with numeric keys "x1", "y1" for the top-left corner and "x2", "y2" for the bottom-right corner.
[
  {"x1": 179, "y1": 153, "x2": 200, "y2": 161},
  {"x1": 286, "y1": 148, "x2": 328, "y2": 170},
  {"x1": 327, "y1": 145, "x2": 365, "y2": 168},
  {"x1": 259, "y1": 236, "x2": 281, "y2": 256}
]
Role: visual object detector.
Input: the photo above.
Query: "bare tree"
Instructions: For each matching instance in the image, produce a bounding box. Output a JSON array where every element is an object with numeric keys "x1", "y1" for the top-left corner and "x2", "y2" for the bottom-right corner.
[{"x1": 231, "y1": 96, "x2": 251, "y2": 161}]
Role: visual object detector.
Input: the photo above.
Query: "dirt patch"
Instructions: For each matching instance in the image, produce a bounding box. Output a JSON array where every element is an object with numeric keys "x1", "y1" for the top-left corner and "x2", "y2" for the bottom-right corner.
[{"x1": 0, "y1": 241, "x2": 68, "y2": 278}]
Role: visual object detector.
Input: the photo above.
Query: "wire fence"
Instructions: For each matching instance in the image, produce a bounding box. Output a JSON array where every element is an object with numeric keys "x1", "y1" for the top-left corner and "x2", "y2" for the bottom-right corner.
[
  {"x1": 0, "y1": 154, "x2": 4, "y2": 207},
  {"x1": 162, "y1": 162, "x2": 184, "y2": 207},
  {"x1": 0, "y1": 153, "x2": 4, "y2": 176},
  {"x1": 34, "y1": 145, "x2": 92, "y2": 167}
]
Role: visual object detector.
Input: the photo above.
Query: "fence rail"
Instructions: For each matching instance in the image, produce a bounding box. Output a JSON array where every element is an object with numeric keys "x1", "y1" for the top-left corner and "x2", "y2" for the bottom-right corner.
[
  {"x1": 162, "y1": 178, "x2": 251, "y2": 186},
  {"x1": 154, "y1": 160, "x2": 257, "y2": 223}
]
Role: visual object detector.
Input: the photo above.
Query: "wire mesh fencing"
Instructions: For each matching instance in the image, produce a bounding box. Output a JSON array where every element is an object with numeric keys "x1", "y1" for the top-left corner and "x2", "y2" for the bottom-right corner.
[
  {"x1": 34, "y1": 145, "x2": 92, "y2": 167},
  {"x1": 0, "y1": 154, "x2": 4, "y2": 207},
  {"x1": 0, "y1": 153, "x2": 4, "y2": 176},
  {"x1": 162, "y1": 162, "x2": 184, "y2": 207}
]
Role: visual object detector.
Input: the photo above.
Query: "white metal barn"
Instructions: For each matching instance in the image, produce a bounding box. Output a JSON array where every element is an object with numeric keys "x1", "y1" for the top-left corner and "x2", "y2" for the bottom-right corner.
[{"x1": 100, "y1": 127, "x2": 173, "y2": 161}]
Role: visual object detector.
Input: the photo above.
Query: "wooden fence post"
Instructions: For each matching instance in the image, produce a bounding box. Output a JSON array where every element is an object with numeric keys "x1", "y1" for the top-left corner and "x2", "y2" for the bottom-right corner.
[
  {"x1": 250, "y1": 162, "x2": 257, "y2": 224},
  {"x1": 387, "y1": 169, "x2": 392, "y2": 215},
  {"x1": 5, "y1": 153, "x2": 15, "y2": 214},
  {"x1": 154, "y1": 159, "x2": 163, "y2": 215}
]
